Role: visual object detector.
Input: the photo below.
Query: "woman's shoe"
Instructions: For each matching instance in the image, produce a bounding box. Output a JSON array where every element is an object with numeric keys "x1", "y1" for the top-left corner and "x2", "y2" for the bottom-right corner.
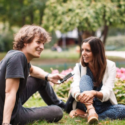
[
  {"x1": 69, "y1": 109, "x2": 87, "y2": 118},
  {"x1": 87, "y1": 113, "x2": 98, "y2": 124},
  {"x1": 87, "y1": 108, "x2": 98, "y2": 124}
]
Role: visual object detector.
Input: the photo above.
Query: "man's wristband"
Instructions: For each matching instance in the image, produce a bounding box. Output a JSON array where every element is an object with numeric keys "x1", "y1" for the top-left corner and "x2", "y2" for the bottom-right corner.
[
  {"x1": 45, "y1": 73, "x2": 50, "y2": 81},
  {"x1": 2, "y1": 123, "x2": 12, "y2": 125}
]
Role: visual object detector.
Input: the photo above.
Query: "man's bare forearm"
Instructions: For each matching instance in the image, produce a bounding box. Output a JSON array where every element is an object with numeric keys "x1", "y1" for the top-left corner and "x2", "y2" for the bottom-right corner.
[
  {"x1": 30, "y1": 65, "x2": 63, "y2": 84},
  {"x1": 3, "y1": 78, "x2": 19, "y2": 124},
  {"x1": 30, "y1": 65, "x2": 48, "y2": 80},
  {"x1": 3, "y1": 92, "x2": 16, "y2": 123}
]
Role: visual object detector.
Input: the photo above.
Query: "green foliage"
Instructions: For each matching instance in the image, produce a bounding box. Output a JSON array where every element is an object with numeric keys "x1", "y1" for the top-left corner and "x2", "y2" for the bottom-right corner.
[
  {"x1": 0, "y1": 0, "x2": 47, "y2": 27},
  {"x1": 54, "y1": 80, "x2": 72, "y2": 101},
  {"x1": 0, "y1": 0, "x2": 49, "y2": 52},
  {"x1": 24, "y1": 82, "x2": 125, "y2": 125},
  {"x1": 105, "y1": 35, "x2": 125, "y2": 50},
  {"x1": 43, "y1": 0, "x2": 125, "y2": 33},
  {"x1": 114, "y1": 79, "x2": 125, "y2": 104},
  {"x1": 0, "y1": 32, "x2": 13, "y2": 52},
  {"x1": 44, "y1": 31, "x2": 58, "y2": 49},
  {"x1": 40, "y1": 48, "x2": 79, "y2": 59},
  {"x1": 54, "y1": 78, "x2": 125, "y2": 104}
]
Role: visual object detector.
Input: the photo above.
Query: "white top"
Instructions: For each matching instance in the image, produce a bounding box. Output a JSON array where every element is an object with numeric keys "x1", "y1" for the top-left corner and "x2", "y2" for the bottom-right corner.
[{"x1": 71, "y1": 59, "x2": 118, "y2": 105}]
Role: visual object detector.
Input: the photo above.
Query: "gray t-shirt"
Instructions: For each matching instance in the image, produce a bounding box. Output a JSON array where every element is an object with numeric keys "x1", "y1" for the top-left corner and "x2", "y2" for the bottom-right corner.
[{"x1": 0, "y1": 50, "x2": 30, "y2": 122}]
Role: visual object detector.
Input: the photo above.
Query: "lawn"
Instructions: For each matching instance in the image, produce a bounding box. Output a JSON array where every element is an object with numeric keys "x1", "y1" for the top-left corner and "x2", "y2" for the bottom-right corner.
[
  {"x1": 1, "y1": 48, "x2": 125, "y2": 124},
  {"x1": 1, "y1": 48, "x2": 125, "y2": 72},
  {"x1": 24, "y1": 93, "x2": 125, "y2": 125}
]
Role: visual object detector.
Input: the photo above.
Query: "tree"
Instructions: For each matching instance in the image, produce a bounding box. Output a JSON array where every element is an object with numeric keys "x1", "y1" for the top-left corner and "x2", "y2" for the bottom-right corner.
[
  {"x1": 0, "y1": 0, "x2": 47, "y2": 51},
  {"x1": 43, "y1": 0, "x2": 125, "y2": 46},
  {"x1": 0, "y1": 0, "x2": 47, "y2": 29}
]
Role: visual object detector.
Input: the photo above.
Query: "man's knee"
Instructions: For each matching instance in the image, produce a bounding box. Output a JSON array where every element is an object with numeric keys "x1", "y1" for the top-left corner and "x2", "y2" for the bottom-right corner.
[
  {"x1": 27, "y1": 76, "x2": 47, "y2": 88},
  {"x1": 50, "y1": 105, "x2": 63, "y2": 122}
]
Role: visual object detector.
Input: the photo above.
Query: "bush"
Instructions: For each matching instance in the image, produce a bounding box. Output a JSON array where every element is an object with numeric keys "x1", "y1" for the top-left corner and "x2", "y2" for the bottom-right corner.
[
  {"x1": 32, "y1": 67, "x2": 125, "y2": 104},
  {"x1": 114, "y1": 79, "x2": 125, "y2": 104},
  {"x1": 53, "y1": 67, "x2": 125, "y2": 104},
  {"x1": 106, "y1": 36, "x2": 125, "y2": 51},
  {"x1": 0, "y1": 33, "x2": 13, "y2": 52},
  {"x1": 114, "y1": 67, "x2": 125, "y2": 104}
]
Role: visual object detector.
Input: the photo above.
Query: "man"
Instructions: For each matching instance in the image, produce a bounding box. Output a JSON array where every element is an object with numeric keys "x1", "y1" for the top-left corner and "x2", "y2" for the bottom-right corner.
[{"x1": 0, "y1": 25, "x2": 65, "y2": 125}]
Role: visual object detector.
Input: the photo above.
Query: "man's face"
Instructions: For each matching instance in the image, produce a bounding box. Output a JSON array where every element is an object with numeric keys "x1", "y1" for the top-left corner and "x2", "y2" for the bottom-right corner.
[{"x1": 24, "y1": 37, "x2": 45, "y2": 59}]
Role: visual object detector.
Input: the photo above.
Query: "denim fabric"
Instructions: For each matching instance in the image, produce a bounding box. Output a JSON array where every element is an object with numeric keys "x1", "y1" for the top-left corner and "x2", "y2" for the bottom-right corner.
[
  {"x1": 76, "y1": 67, "x2": 125, "y2": 120},
  {"x1": 11, "y1": 76, "x2": 63, "y2": 125}
]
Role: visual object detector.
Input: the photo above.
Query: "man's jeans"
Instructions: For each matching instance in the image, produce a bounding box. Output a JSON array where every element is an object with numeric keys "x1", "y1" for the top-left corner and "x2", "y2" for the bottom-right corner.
[{"x1": 11, "y1": 76, "x2": 63, "y2": 125}]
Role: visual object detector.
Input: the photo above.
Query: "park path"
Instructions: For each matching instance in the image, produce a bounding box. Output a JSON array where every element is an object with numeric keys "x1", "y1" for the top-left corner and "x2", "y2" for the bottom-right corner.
[{"x1": 106, "y1": 51, "x2": 125, "y2": 59}]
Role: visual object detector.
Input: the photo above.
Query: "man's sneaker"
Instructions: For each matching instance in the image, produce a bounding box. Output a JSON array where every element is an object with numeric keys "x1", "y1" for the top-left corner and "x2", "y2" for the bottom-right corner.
[{"x1": 57, "y1": 101, "x2": 66, "y2": 110}]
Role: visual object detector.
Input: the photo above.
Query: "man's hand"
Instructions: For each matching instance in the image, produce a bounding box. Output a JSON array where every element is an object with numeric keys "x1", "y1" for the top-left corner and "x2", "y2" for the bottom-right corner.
[
  {"x1": 48, "y1": 74, "x2": 64, "y2": 84},
  {"x1": 30, "y1": 65, "x2": 65, "y2": 84}
]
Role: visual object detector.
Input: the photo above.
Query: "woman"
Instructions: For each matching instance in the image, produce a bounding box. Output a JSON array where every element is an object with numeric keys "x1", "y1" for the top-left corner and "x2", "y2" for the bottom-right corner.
[{"x1": 69, "y1": 37, "x2": 125, "y2": 124}]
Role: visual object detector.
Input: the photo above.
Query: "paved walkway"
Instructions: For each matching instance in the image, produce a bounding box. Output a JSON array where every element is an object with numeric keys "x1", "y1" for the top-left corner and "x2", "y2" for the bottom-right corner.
[{"x1": 106, "y1": 51, "x2": 125, "y2": 59}]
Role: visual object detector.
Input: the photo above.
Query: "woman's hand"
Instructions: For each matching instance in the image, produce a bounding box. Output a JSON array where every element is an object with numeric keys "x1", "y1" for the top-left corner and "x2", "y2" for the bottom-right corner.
[
  {"x1": 77, "y1": 91, "x2": 96, "y2": 104},
  {"x1": 82, "y1": 91, "x2": 95, "y2": 101}
]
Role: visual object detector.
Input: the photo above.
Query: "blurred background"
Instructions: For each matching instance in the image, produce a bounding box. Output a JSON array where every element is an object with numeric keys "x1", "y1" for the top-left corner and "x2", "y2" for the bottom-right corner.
[{"x1": 0, "y1": 0, "x2": 125, "y2": 72}]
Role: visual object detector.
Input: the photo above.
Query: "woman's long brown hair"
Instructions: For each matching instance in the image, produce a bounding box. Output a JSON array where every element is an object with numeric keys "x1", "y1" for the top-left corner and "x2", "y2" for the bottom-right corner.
[{"x1": 81, "y1": 37, "x2": 107, "y2": 86}]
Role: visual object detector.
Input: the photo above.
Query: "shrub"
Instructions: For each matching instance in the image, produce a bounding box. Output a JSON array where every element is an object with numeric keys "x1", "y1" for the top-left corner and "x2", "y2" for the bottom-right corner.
[
  {"x1": 0, "y1": 33, "x2": 13, "y2": 52},
  {"x1": 114, "y1": 67, "x2": 125, "y2": 104},
  {"x1": 53, "y1": 67, "x2": 125, "y2": 104}
]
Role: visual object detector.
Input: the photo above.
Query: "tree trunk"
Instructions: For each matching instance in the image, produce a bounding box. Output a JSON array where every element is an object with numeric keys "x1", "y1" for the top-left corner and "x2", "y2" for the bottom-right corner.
[
  {"x1": 78, "y1": 30, "x2": 83, "y2": 57},
  {"x1": 101, "y1": 25, "x2": 109, "y2": 45},
  {"x1": 78, "y1": 30, "x2": 94, "y2": 57},
  {"x1": 82, "y1": 31, "x2": 95, "y2": 39},
  {"x1": 39, "y1": 9, "x2": 44, "y2": 25},
  {"x1": 101, "y1": 5, "x2": 109, "y2": 45},
  {"x1": 30, "y1": 10, "x2": 34, "y2": 24},
  {"x1": 22, "y1": 16, "x2": 26, "y2": 26},
  {"x1": 19, "y1": 0, "x2": 25, "y2": 26}
]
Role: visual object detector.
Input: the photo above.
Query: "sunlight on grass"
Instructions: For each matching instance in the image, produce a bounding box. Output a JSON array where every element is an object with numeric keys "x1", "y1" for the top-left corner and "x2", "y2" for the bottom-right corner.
[{"x1": 40, "y1": 48, "x2": 79, "y2": 59}]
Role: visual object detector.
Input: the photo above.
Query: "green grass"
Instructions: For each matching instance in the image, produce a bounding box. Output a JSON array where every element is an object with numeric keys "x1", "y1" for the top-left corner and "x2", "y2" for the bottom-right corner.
[
  {"x1": 36, "y1": 63, "x2": 75, "y2": 72},
  {"x1": 1, "y1": 49, "x2": 125, "y2": 124},
  {"x1": 0, "y1": 48, "x2": 125, "y2": 61},
  {"x1": 116, "y1": 47, "x2": 125, "y2": 51},
  {"x1": 106, "y1": 35, "x2": 125, "y2": 51},
  {"x1": 1, "y1": 49, "x2": 125, "y2": 73},
  {"x1": 0, "y1": 52, "x2": 6, "y2": 60},
  {"x1": 0, "y1": 48, "x2": 79, "y2": 60},
  {"x1": 40, "y1": 48, "x2": 79, "y2": 59},
  {"x1": 24, "y1": 93, "x2": 125, "y2": 125}
]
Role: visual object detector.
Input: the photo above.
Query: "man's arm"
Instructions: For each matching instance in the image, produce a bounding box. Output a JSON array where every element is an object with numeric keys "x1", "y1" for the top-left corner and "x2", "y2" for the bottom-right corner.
[
  {"x1": 30, "y1": 65, "x2": 63, "y2": 84},
  {"x1": 30, "y1": 65, "x2": 48, "y2": 79},
  {"x1": 2, "y1": 78, "x2": 20, "y2": 124}
]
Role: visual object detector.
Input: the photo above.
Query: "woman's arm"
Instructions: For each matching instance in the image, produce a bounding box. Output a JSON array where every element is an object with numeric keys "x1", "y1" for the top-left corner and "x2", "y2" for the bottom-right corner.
[
  {"x1": 76, "y1": 90, "x2": 103, "y2": 103},
  {"x1": 100, "y1": 60, "x2": 116, "y2": 102},
  {"x1": 3, "y1": 78, "x2": 19, "y2": 124},
  {"x1": 70, "y1": 63, "x2": 81, "y2": 99}
]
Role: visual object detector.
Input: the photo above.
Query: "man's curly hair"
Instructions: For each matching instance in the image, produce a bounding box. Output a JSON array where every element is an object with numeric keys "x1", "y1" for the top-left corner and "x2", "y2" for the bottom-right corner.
[{"x1": 13, "y1": 25, "x2": 51, "y2": 50}]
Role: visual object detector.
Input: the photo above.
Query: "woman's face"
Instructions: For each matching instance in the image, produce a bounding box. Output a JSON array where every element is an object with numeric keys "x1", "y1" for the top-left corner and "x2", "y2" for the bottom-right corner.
[{"x1": 81, "y1": 42, "x2": 93, "y2": 64}]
